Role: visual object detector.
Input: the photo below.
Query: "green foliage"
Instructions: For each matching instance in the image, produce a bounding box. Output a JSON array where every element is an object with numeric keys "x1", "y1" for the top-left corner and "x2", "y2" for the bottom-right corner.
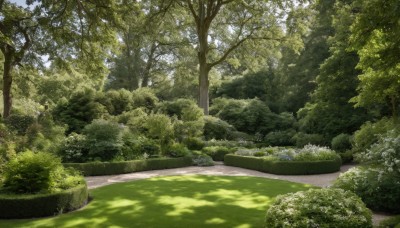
[
  {"x1": 204, "y1": 139, "x2": 255, "y2": 148},
  {"x1": 164, "y1": 143, "x2": 189, "y2": 158},
  {"x1": 190, "y1": 151, "x2": 214, "y2": 167},
  {"x1": 264, "y1": 130, "x2": 296, "y2": 146},
  {"x1": 131, "y1": 88, "x2": 159, "y2": 111},
  {"x1": 63, "y1": 157, "x2": 192, "y2": 176},
  {"x1": 378, "y1": 215, "x2": 400, "y2": 228},
  {"x1": 224, "y1": 154, "x2": 341, "y2": 175},
  {"x1": 2, "y1": 151, "x2": 84, "y2": 194},
  {"x1": 202, "y1": 146, "x2": 233, "y2": 161},
  {"x1": 52, "y1": 89, "x2": 107, "y2": 134},
  {"x1": 292, "y1": 132, "x2": 326, "y2": 147},
  {"x1": 2, "y1": 151, "x2": 60, "y2": 194},
  {"x1": 157, "y1": 99, "x2": 202, "y2": 121},
  {"x1": 338, "y1": 150, "x2": 354, "y2": 164},
  {"x1": 117, "y1": 108, "x2": 148, "y2": 134},
  {"x1": 82, "y1": 119, "x2": 123, "y2": 161},
  {"x1": 4, "y1": 114, "x2": 35, "y2": 135},
  {"x1": 333, "y1": 167, "x2": 400, "y2": 213},
  {"x1": 265, "y1": 188, "x2": 372, "y2": 228},
  {"x1": 203, "y1": 116, "x2": 236, "y2": 140},
  {"x1": 143, "y1": 114, "x2": 174, "y2": 149},
  {"x1": 100, "y1": 89, "x2": 133, "y2": 115},
  {"x1": 352, "y1": 118, "x2": 396, "y2": 153},
  {"x1": 58, "y1": 133, "x2": 89, "y2": 163},
  {"x1": 331, "y1": 133, "x2": 352, "y2": 152},
  {"x1": 356, "y1": 130, "x2": 400, "y2": 174},
  {"x1": 211, "y1": 98, "x2": 290, "y2": 136},
  {"x1": 0, "y1": 183, "x2": 88, "y2": 219},
  {"x1": 182, "y1": 137, "x2": 205, "y2": 150}
]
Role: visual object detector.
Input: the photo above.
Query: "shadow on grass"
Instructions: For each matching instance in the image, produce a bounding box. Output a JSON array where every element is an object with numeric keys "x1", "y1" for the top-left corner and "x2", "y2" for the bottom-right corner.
[{"x1": 0, "y1": 175, "x2": 312, "y2": 228}]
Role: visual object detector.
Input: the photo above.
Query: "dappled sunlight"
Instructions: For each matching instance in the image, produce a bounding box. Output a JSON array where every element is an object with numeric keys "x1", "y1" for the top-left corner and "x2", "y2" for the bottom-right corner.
[
  {"x1": 205, "y1": 217, "x2": 226, "y2": 224},
  {"x1": 158, "y1": 196, "x2": 216, "y2": 216},
  {"x1": 0, "y1": 175, "x2": 311, "y2": 228}
]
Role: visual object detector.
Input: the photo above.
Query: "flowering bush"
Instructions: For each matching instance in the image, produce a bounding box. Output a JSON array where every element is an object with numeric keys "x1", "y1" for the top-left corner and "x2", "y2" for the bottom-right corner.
[
  {"x1": 265, "y1": 188, "x2": 372, "y2": 228},
  {"x1": 356, "y1": 130, "x2": 400, "y2": 174},
  {"x1": 333, "y1": 166, "x2": 400, "y2": 213},
  {"x1": 234, "y1": 145, "x2": 339, "y2": 162},
  {"x1": 190, "y1": 152, "x2": 214, "y2": 166}
]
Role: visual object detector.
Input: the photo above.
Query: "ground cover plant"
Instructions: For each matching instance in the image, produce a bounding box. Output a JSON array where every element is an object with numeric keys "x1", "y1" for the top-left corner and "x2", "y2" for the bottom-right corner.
[{"x1": 0, "y1": 175, "x2": 312, "y2": 227}]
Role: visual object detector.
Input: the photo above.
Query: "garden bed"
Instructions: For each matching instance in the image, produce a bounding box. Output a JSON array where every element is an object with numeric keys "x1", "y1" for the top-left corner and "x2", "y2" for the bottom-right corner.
[
  {"x1": 63, "y1": 157, "x2": 192, "y2": 176},
  {"x1": 224, "y1": 154, "x2": 341, "y2": 175},
  {"x1": 0, "y1": 183, "x2": 88, "y2": 219}
]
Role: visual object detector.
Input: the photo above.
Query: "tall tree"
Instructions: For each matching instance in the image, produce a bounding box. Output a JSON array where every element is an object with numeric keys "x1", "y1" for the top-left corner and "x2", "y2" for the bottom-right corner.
[
  {"x1": 0, "y1": 0, "x2": 121, "y2": 118},
  {"x1": 154, "y1": 0, "x2": 308, "y2": 114},
  {"x1": 349, "y1": 0, "x2": 400, "y2": 120}
]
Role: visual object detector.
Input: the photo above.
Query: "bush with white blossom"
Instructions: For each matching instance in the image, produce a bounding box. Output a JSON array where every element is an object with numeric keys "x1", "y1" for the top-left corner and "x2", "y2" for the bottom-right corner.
[{"x1": 265, "y1": 188, "x2": 372, "y2": 228}]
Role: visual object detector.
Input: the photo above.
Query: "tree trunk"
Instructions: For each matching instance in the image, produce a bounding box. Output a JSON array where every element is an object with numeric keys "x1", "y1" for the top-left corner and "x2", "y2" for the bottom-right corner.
[
  {"x1": 197, "y1": 1, "x2": 210, "y2": 115},
  {"x1": 2, "y1": 53, "x2": 13, "y2": 118}
]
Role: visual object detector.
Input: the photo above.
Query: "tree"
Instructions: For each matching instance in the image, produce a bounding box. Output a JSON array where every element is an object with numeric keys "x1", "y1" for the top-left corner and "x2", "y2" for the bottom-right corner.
[
  {"x1": 349, "y1": 0, "x2": 400, "y2": 120},
  {"x1": 153, "y1": 0, "x2": 308, "y2": 114},
  {"x1": 0, "y1": 0, "x2": 121, "y2": 118}
]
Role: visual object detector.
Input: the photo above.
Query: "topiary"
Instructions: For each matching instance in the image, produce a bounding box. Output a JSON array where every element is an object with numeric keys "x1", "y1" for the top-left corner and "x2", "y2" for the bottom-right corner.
[{"x1": 265, "y1": 188, "x2": 372, "y2": 228}]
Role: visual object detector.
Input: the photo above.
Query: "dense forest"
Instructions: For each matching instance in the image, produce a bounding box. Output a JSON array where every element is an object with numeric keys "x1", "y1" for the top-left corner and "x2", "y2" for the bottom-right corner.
[{"x1": 1, "y1": 0, "x2": 398, "y2": 154}]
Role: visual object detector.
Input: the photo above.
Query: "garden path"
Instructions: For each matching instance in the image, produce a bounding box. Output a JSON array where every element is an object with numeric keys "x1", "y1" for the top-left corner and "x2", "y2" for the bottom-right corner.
[{"x1": 85, "y1": 163, "x2": 390, "y2": 226}]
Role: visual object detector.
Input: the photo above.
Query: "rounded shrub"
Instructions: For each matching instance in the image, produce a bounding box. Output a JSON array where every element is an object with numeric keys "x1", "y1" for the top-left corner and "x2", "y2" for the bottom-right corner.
[
  {"x1": 264, "y1": 130, "x2": 296, "y2": 146},
  {"x1": 331, "y1": 133, "x2": 352, "y2": 152},
  {"x1": 4, "y1": 114, "x2": 35, "y2": 135},
  {"x1": 292, "y1": 132, "x2": 326, "y2": 147},
  {"x1": 164, "y1": 143, "x2": 190, "y2": 158},
  {"x1": 265, "y1": 188, "x2": 372, "y2": 228},
  {"x1": 190, "y1": 151, "x2": 214, "y2": 166},
  {"x1": 203, "y1": 116, "x2": 236, "y2": 140},
  {"x1": 58, "y1": 133, "x2": 89, "y2": 163},
  {"x1": 2, "y1": 151, "x2": 84, "y2": 194},
  {"x1": 333, "y1": 166, "x2": 400, "y2": 213},
  {"x1": 202, "y1": 146, "x2": 233, "y2": 161},
  {"x1": 183, "y1": 137, "x2": 205, "y2": 150},
  {"x1": 83, "y1": 119, "x2": 123, "y2": 161}
]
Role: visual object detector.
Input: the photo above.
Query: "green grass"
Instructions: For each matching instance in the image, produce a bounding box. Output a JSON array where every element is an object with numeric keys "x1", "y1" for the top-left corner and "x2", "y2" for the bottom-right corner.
[{"x1": 0, "y1": 175, "x2": 313, "y2": 228}]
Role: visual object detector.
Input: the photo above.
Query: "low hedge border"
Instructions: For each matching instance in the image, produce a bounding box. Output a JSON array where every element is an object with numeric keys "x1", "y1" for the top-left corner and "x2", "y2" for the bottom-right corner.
[
  {"x1": 63, "y1": 157, "x2": 193, "y2": 176},
  {"x1": 0, "y1": 183, "x2": 88, "y2": 219},
  {"x1": 224, "y1": 154, "x2": 342, "y2": 175}
]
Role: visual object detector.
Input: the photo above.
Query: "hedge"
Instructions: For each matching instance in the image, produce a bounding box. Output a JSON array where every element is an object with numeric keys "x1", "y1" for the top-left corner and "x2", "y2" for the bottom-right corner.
[
  {"x1": 63, "y1": 157, "x2": 192, "y2": 176},
  {"x1": 0, "y1": 183, "x2": 88, "y2": 219},
  {"x1": 224, "y1": 155, "x2": 341, "y2": 175}
]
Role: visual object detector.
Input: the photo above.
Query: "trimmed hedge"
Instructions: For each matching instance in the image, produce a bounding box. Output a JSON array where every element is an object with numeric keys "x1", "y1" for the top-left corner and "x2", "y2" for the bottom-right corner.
[
  {"x1": 63, "y1": 157, "x2": 192, "y2": 176},
  {"x1": 224, "y1": 155, "x2": 341, "y2": 175},
  {"x1": 0, "y1": 183, "x2": 88, "y2": 219}
]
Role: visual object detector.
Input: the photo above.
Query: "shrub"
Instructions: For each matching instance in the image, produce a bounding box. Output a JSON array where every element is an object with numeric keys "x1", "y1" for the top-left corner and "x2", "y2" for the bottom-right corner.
[
  {"x1": 333, "y1": 166, "x2": 400, "y2": 213},
  {"x1": 356, "y1": 130, "x2": 400, "y2": 174},
  {"x1": 203, "y1": 116, "x2": 236, "y2": 140},
  {"x1": 117, "y1": 108, "x2": 148, "y2": 134},
  {"x1": 63, "y1": 157, "x2": 192, "y2": 176},
  {"x1": 131, "y1": 88, "x2": 159, "y2": 111},
  {"x1": 202, "y1": 146, "x2": 233, "y2": 161},
  {"x1": 58, "y1": 133, "x2": 89, "y2": 163},
  {"x1": 83, "y1": 119, "x2": 123, "y2": 161},
  {"x1": 378, "y1": 215, "x2": 400, "y2": 228},
  {"x1": 4, "y1": 114, "x2": 35, "y2": 135},
  {"x1": 2, "y1": 151, "x2": 84, "y2": 194},
  {"x1": 143, "y1": 114, "x2": 174, "y2": 149},
  {"x1": 294, "y1": 145, "x2": 339, "y2": 161},
  {"x1": 0, "y1": 183, "x2": 88, "y2": 219},
  {"x1": 52, "y1": 89, "x2": 107, "y2": 134},
  {"x1": 338, "y1": 150, "x2": 354, "y2": 164},
  {"x1": 164, "y1": 143, "x2": 189, "y2": 158},
  {"x1": 352, "y1": 117, "x2": 396, "y2": 153},
  {"x1": 138, "y1": 137, "x2": 161, "y2": 158},
  {"x1": 205, "y1": 139, "x2": 255, "y2": 148},
  {"x1": 101, "y1": 89, "x2": 133, "y2": 115},
  {"x1": 157, "y1": 99, "x2": 202, "y2": 121},
  {"x1": 292, "y1": 132, "x2": 326, "y2": 147},
  {"x1": 173, "y1": 118, "x2": 205, "y2": 141},
  {"x1": 183, "y1": 137, "x2": 205, "y2": 150},
  {"x1": 190, "y1": 151, "x2": 214, "y2": 166},
  {"x1": 331, "y1": 133, "x2": 352, "y2": 152},
  {"x1": 265, "y1": 188, "x2": 372, "y2": 228},
  {"x1": 264, "y1": 130, "x2": 296, "y2": 146}
]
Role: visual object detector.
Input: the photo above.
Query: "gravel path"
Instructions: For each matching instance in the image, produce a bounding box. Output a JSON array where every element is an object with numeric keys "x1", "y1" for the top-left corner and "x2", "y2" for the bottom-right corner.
[{"x1": 85, "y1": 163, "x2": 391, "y2": 226}]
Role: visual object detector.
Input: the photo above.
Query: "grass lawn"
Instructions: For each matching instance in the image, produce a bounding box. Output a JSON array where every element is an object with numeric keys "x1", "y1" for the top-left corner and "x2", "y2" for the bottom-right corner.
[{"x1": 0, "y1": 175, "x2": 312, "y2": 228}]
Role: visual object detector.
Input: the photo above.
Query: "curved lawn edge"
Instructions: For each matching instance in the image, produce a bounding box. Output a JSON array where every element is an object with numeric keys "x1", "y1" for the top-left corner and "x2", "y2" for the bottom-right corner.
[
  {"x1": 0, "y1": 183, "x2": 88, "y2": 219},
  {"x1": 0, "y1": 175, "x2": 313, "y2": 228},
  {"x1": 224, "y1": 154, "x2": 342, "y2": 175},
  {"x1": 63, "y1": 157, "x2": 192, "y2": 176}
]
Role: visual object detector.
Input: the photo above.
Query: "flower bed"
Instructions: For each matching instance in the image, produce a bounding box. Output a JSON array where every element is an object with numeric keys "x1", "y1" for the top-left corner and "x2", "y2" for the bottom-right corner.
[{"x1": 224, "y1": 145, "x2": 342, "y2": 175}]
